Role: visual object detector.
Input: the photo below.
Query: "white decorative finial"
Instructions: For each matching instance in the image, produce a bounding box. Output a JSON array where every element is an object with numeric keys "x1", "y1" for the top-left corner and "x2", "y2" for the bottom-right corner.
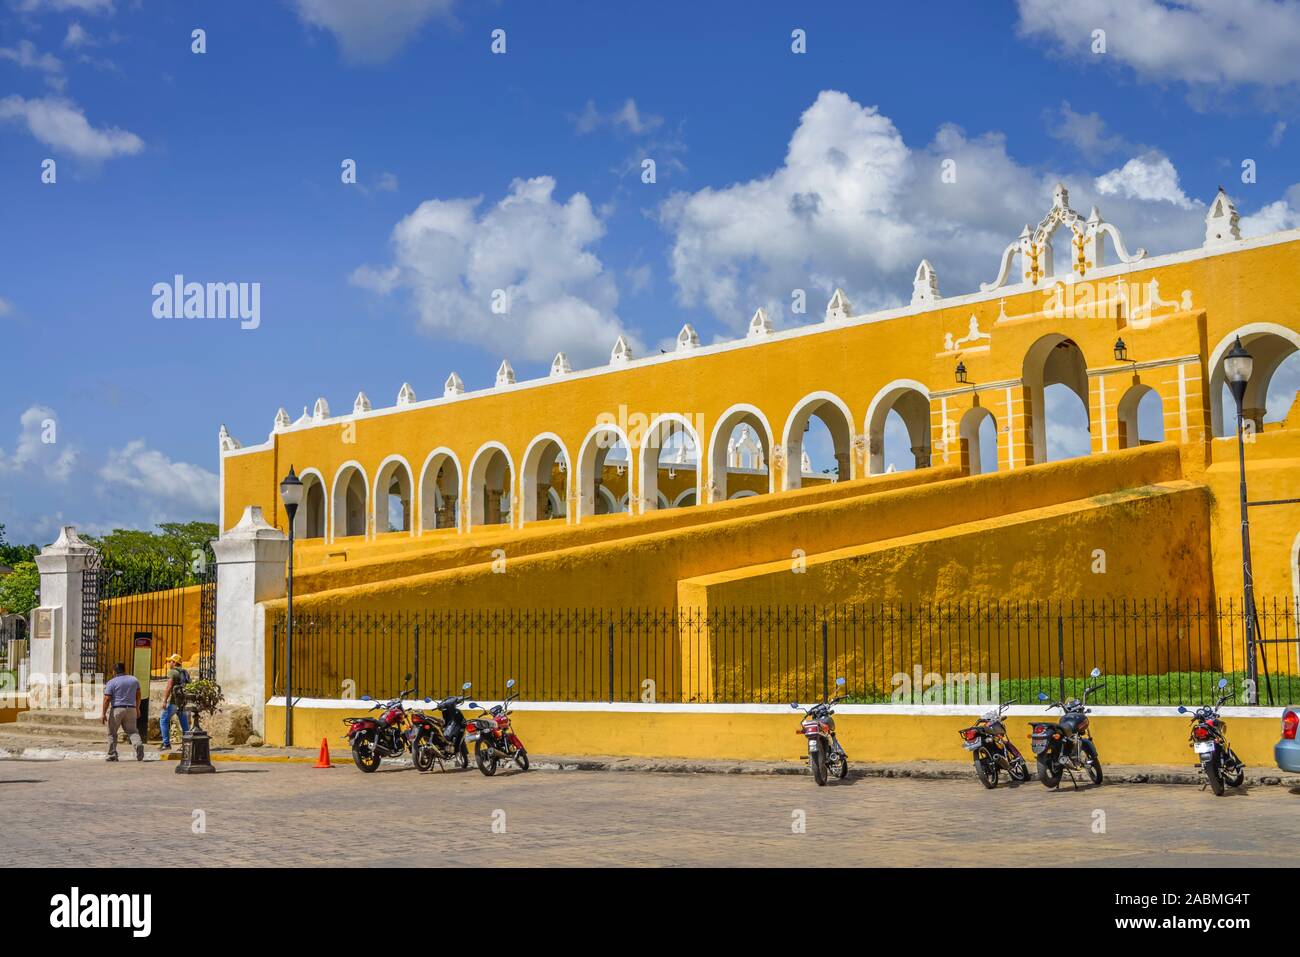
[
  {"x1": 911, "y1": 260, "x2": 940, "y2": 306},
  {"x1": 311, "y1": 397, "x2": 330, "y2": 421},
  {"x1": 294, "y1": 405, "x2": 310, "y2": 426},
  {"x1": 495, "y1": 360, "x2": 516, "y2": 387},
  {"x1": 610, "y1": 335, "x2": 633, "y2": 365},
  {"x1": 1204, "y1": 187, "x2": 1241, "y2": 247},
  {"x1": 676, "y1": 324, "x2": 700, "y2": 351},
  {"x1": 747, "y1": 307, "x2": 773, "y2": 338},
  {"x1": 550, "y1": 352, "x2": 572, "y2": 376},
  {"x1": 396, "y1": 382, "x2": 416, "y2": 406},
  {"x1": 273, "y1": 408, "x2": 290, "y2": 431},
  {"x1": 825, "y1": 288, "x2": 852, "y2": 322},
  {"x1": 218, "y1": 424, "x2": 241, "y2": 451},
  {"x1": 353, "y1": 391, "x2": 372, "y2": 414},
  {"x1": 444, "y1": 372, "x2": 465, "y2": 397}
]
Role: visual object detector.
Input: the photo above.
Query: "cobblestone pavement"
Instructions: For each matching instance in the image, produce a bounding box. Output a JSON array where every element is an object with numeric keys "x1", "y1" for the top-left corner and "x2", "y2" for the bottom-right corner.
[{"x1": 2, "y1": 758, "x2": 1298, "y2": 867}]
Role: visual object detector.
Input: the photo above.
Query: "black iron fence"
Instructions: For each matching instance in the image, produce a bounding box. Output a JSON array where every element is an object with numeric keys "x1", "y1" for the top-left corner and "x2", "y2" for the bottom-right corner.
[
  {"x1": 1, "y1": 615, "x2": 28, "y2": 672},
  {"x1": 270, "y1": 597, "x2": 1300, "y2": 707}
]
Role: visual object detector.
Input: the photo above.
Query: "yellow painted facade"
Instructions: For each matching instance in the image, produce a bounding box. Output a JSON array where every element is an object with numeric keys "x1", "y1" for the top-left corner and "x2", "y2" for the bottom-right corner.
[{"x1": 218, "y1": 186, "x2": 1300, "y2": 699}]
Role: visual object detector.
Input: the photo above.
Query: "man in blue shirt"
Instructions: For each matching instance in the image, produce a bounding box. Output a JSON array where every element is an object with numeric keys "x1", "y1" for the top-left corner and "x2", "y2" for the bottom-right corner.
[{"x1": 101, "y1": 662, "x2": 144, "y2": 762}]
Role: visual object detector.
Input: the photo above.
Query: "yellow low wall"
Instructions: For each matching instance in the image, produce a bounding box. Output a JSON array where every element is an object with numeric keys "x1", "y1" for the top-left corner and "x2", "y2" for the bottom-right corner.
[{"x1": 264, "y1": 702, "x2": 1287, "y2": 768}]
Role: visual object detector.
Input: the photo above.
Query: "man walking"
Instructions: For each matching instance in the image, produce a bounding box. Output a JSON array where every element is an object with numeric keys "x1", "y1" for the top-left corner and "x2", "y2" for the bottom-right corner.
[
  {"x1": 159, "y1": 653, "x2": 190, "y2": 751},
  {"x1": 101, "y1": 662, "x2": 144, "y2": 762}
]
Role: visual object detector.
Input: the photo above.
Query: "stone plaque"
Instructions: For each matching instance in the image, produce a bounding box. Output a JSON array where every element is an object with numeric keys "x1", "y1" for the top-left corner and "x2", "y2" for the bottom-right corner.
[{"x1": 33, "y1": 608, "x2": 52, "y2": 640}]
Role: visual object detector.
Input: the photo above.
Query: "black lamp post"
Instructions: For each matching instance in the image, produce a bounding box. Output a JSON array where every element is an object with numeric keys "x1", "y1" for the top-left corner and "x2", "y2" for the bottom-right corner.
[
  {"x1": 279, "y1": 465, "x2": 303, "y2": 746},
  {"x1": 1222, "y1": 337, "x2": 1259, "y2": 702}
]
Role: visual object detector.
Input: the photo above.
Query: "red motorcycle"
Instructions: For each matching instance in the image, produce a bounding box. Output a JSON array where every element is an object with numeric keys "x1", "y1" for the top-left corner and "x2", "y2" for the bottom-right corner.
[
  {"x1": 464, "y1": 679, "x2": 529, "y2": 776},
  {"x1": 343, "y1": 675, "x2": 415, "y2": 773}
]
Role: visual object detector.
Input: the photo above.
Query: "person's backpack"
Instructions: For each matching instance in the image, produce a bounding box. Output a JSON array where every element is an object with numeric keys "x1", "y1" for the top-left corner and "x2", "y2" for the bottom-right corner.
[{"x1": 174, "y1": 667, "x2": 190, "y2": 689}]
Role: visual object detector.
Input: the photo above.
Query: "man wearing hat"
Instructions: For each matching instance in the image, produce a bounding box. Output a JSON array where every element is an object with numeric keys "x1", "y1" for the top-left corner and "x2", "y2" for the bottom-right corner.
[{"x1": 159, "y1": 653, "x2": 191, "y2": 751}]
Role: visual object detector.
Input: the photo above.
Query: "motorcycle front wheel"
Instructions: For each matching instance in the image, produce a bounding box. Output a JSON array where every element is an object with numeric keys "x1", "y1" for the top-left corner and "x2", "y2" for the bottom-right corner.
[
  {"x1": 1037, "y1": 758, "x2": 1062, "y2": 789},
  {"x1": 1222, "y1": 751, "x2": 1245, "y2": 789},
  {"x1": 412, "y1": 741, "x2": 434, "y2": 773},
  {"x1": 457, "y1": 742, "x2": 470, "y2": 770},
  {"x1": 514, "y1": 748, "x2": 530, "y2": 771},
  {"x1": 975, "y1": 757, "x2": 998, "y2": 789},
  {"x1": 475, "y1": 739, "x2": 498, "y2": 776},
  {"x1": 810, "y1": 745, "x2": 828, "y2": 786},
  {"x1": 834, "y1": 751, "x2": 849, "y2": 780},
  {"x1": 1081, "y1": 739, "x2": 1103, "y2": 786},
  {"x1": 351, "y1": 736, "x2": 381, "y2": 773}
]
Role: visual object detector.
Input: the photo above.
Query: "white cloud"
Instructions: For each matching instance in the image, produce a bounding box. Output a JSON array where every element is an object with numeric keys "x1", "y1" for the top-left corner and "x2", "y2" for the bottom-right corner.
[
  {"x1": 1094, "y1": 152, "x2": 1195, "y2": 209},
  {"x1": 1048, "y1": 101, "x2": 1129, "y2": 159},
  {"x1": 573, "y1": 98, "x2": 664, "y2": 136},
  {"x1": 0, "y1": 296, "x2": 13, "y2": 318},
  {"x1": 0, "y1": 95, "x2": 143, "y2": 160},
  {"x1": 1240, "y1": 184, "x2": 1300, "y2": 235},
  {"x1": 1270, "y1": 120, "x2": 1288, "y2": 147},
  {"x1": 1016, "y1": 0, "x2": 1300, "y2": 90},
  {"x1": 99, "y1": 440, "x2": 218, "y2": 515},
  {"x1": 293, "y1": 0, "x2": 456, "y2": 64},
  {"x1": 657, "y1": 91, "x2": 1271, "y2": 333},
  {"x1": 0, "y1": 40, "x2": 65, "y2": 90},
  {"x1": 63, "y1": 22, "x2": 94, "y2": 48},
  {"x1": 0, "y1": 405, "x2": 78, "y2": 481},
  {"x1": 351, "y1": 175, "x2": 638, "y2": 366}
]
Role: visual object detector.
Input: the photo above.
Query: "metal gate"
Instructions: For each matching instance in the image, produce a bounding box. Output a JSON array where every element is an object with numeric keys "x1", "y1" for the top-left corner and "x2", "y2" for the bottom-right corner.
[
  {"x1": 198, "y1": 544, "x2": 217, "y2": 680},
  {"x1": 79, "y1": 547, "x2": 105, "y2": 677}
]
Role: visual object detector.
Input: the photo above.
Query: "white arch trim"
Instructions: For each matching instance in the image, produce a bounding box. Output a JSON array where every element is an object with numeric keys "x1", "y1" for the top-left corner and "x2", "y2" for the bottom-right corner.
[
  {"x1": 520, "y1": 431, "x2": 572, "y2": 524},
  {"x1": 466, "y1": 441, "x2": 517, "y2": 531},
  {"x1": 1207, "y1": 322, "x2": 1300, "y2": 435},
  {"x1": 637, "y1": 412, "x2": 703, "y2": 514},
  {"x1": 295, "y1": 467, "x2": 328, "y2": 539},
  {"x1": 371, "y1": 453, "x2": 416, "y2": 537},
  {"x1": 416, "y1": 446, "x2": 463, "y2": 533},
  {"x1": 329, "y1": 460, "x2": 369, "y2": 543},
  {"x1": 780, "y1": 390, "x2": 856, "y2": 489},
  {"x1": 706, "y1": 402, "x2": 775, "y2": 501},
  {"x1": 576, "y1": 422, "x2": 632, "y2": 521},
  {"x1": 864, "y1": 378, "x2": 932, "y2": 476}
]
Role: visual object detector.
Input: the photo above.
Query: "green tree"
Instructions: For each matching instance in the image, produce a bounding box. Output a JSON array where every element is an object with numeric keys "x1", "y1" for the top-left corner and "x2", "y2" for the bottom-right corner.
[
  {"x1": 0, "y1": 561, "x2": 39, "y2": 616},
  {"x1": 84, "y1": 522, "x2": 219, "y2": 596},
  {"x1": 0, "y1": 524, "x2": 39, "y2": 567}
]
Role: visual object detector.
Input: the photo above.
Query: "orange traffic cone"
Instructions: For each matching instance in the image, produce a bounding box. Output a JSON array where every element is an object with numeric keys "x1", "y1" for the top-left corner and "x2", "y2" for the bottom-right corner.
[{"x1": 314, "y1": 737, "x2": 334, "y2": 768}]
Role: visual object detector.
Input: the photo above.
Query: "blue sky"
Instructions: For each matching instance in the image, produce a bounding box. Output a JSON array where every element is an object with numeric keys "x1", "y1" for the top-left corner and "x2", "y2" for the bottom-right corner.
[{"x1": 2, "y1": 0, "x2": 1300, "y2": 543}]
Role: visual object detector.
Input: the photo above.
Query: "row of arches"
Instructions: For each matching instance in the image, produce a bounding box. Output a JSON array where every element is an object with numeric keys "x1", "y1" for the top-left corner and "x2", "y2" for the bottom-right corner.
[{"x1": 290, "y1": 326, "x2": 1299, "y2": 541}]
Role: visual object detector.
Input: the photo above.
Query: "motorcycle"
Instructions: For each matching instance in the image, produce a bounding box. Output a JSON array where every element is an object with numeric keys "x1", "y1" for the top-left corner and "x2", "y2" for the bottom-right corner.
[
  {"x1": 1178, "y1": 677, "x2": 1246, "y2": 796},
  {"x1": 1029, "y1": 667, "x2": 1104, "y2": 789},
  {"x1": 408, "y1": 681, "x2": 473, "y2": 773},
  {"x1": 344, "y1": 673, "x2": 417, "y2": 773},
  {"x1": 790, "y1": 676, "x2": 850, "y2": 786},
  {"x1": 958, "y1": 699, "x2": 1030, "y2": 788},
  {"x1": 464, "y1": 679, "x2": 529, "y2": 776}
]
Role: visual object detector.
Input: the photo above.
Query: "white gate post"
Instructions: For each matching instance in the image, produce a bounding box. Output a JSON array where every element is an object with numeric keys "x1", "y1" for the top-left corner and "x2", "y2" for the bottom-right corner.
[
  {"x1": 32, "y1": 525, "x2": 96, "y2": 705},
  {"x1": 211, "y1": 506, "x2": 288, "y2": 736}
]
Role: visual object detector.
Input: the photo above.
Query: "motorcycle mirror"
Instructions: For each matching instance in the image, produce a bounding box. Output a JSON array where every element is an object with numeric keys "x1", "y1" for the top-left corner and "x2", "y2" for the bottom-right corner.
[
  {"x1": 1217, "y1": 677, "x2": 1228, "y2": 689},
  {"x1": 789, "y1": 702, "x2": 799, "y2": 710},
  {"x1": 404, "y1": 672, "x2": 413, "y2": 682},
  {"x1": 506, "y1": 679, "x2": 516, "y2": 689},
  {"x1": 361, "y1": 695, "x2": 371, "y2": 701},
  {"x1": 468, "y1": 702, "x2": 479, "y2": 710},
  {"x1": 424, "y1": 697, "x2": 432, "y2": 703},
  {"x1": 462, "y1": 682, "x2": 472, "y2": 690},
  {"x1": 1037, "y1": 692, "x2": 1048, "y2": 701},
  {"x1": 1089, "y1": 667, "x2": 1102, "y2": 678},
  {"x1": 835, "y1": 676, "x2": 846, "y2": 687},
  {"x1": 1178, "y1": 705, "x2": 1188, "y2": 713}
]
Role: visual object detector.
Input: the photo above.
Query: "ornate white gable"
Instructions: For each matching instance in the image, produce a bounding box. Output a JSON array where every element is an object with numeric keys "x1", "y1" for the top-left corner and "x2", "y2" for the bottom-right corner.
[
  {"x1": 610, "y1": 335, "x2": 633, "y2": 365},
  {"x1": 981, "y1": 182, "x2": 1145, "y2": 291},
  {"x1": 676, "y1": 324, "x2": 700, "y2": 351},
  {"x1": 353, "y1": 391, "x2": 372, "y2": 414},
  {"x1": 550, "y1": 352, "x2": 572, "y2": 377},
  {"x1": 1204, "y1": 188, "x2": 1241, "y2": 247},
  {"x1": 444, "y1": 372, "x2": 465, "y2": 397},
  {"x1": 218, "y1": 424, "x2": 241, "y2": 451},
  {"x1": 396, "y1": 383, "x2": 416, "y2": 406},
  {"x1": 273, "y1": 407, "x2": 290, "y2": 432},
  {"x1": 495, "y1": 361, "x2": 515, "y2": 387},
  {"x1": 311, "y1": 397, "x2": 330, "y2": 421},
  {"x1": 911, "y1": 260, "x2": 939, "y2": 305},
  {"x1": 747, "y1": 307, "x2": 773, "y2": 338},
  {"x1": 825, "y1": 288, "x2": 852, "y2": 322}
]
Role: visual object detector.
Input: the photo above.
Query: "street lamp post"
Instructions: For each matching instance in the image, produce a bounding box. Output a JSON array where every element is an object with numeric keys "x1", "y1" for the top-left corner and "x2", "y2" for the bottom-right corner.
[
  {"x1": 279, "y1": 466, "x2": 303, "y2": 746},
  {"x1": 1222, "y1": 337, "x2": 1259, "y2": 703}
]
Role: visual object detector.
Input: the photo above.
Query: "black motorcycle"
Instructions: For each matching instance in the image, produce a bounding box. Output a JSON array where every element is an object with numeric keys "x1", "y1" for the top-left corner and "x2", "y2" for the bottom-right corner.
[
  {"x1": 1029, "y1": 667, "x2": 1104, "y2": 789},
  {"x1": 408, "y1": 681, "x2": 473, "y2": 772},
  {"x1": 958, "y1": 700, "x2": 1030, "y2": 788},
  {"x1": 1178, "y1": 677, "x2": 1245, "y2": 796},
  {"x1": 790, "y1": 676, "x2": 850, "y2": 786}
]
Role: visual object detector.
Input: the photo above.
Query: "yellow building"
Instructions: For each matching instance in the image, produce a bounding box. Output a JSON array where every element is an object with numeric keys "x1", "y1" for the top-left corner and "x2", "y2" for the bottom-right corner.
[{"x1": 218, "y1": 183, "x2": 1298, "y2": 626}]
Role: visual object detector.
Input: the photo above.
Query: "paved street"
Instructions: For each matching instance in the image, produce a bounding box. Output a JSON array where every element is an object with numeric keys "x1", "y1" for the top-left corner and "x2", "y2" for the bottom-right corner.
[{"x1": 2, "y1": 758, "x2": 1298, "y2": 867}]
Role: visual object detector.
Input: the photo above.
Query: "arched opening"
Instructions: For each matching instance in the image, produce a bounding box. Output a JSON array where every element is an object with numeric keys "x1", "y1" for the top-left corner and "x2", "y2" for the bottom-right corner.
[
  {"x1": 673, "y1": 489, "x2": 697, "y2": 508},
  {"x1": 374, "y1": 457, "x2": 413, "y2": 534},
  {"x1": 1024, "y1": 335, "x2": 1090, "y2": 463},
  {"x1": 418, "y1": 450, "x2": 461, "y2": 532},
  {"x1": 866, "y1": 381, "x2": 931, "y2": 474},
  {"x1": 782, "y1": 392, "x2": 853, "y2": 490},
  {"x1": 296, "y1": 469, "x2": 327, "y2": 539},
  {"x1": 521, "y1": 434, "x2": 569, "y2": 523},
  {"x1": 959, "y1": 406, "x2": 998, "y2": 475},
  {"x1": 707, "y1": 404, "x2": 773, "y2": 503},
  {"x1": 637, "y1": 414, "x2": 701, "y2": 513},
  {"x1": 577, "y1": 425, "x2": 630, "y2": 519},
  {"x1": 1117, "y1": 383, "x2": 1165, "y2": 448},
  {"x1": 1209, "y1": 325, "x2": 1300, "y2": 436},
  {"x1": 468, "y1": 444, "x2": 514, "y2": 529},
  {"x1": 331, "y1": 464, "x2": 368, "y2": 540}
]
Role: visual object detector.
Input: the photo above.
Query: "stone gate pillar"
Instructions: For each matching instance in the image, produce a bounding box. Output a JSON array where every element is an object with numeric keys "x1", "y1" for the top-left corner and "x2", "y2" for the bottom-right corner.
[
  {"x1": 212, "y1": 506, "x2": 289, "y2": 736},
  {"x1": 32, "y1": 526, "x2": 96, "y2": 702}
]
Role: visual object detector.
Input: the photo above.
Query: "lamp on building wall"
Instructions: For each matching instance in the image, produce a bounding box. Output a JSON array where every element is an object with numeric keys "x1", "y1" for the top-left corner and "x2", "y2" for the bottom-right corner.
[
  {"x1": 1222, "y1": 337, "x2": 1260, "y2": 702},
  {"x1": 955, "y1": 361, "x2": 968, "y2": 384},
  {"x1": 1113, "y1": 337, "x2": 1128, "y2": 363},
  {"x1": 279, "y1": 465, "x2": 303, "y2": 746}
]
